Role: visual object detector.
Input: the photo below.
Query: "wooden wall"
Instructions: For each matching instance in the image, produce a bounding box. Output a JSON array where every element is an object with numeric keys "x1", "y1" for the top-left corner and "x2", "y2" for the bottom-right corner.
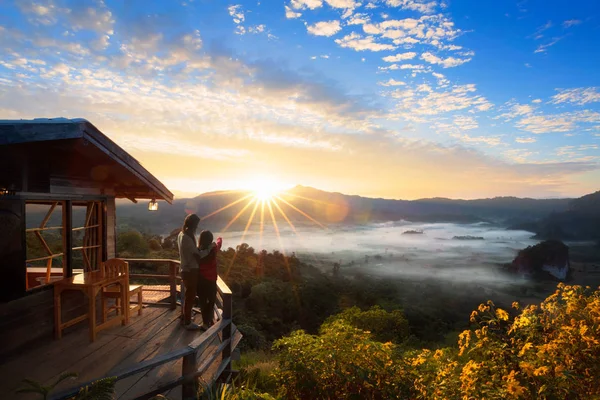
[
  {"x1": 0, "y1": 199, "x2": 26, "y2": 302},
  {"x1": 106, "y1": 197, "x2": 116, "y2": 259},
  {"x1": 0, "y1": 288, "x2": 90, "y2": 361}
]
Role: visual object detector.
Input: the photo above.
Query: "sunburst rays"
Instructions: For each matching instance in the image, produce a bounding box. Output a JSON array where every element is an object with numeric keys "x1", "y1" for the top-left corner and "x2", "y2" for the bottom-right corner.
[{"x1": 194, "y1": 186, "x2": 331, "y2": 280}]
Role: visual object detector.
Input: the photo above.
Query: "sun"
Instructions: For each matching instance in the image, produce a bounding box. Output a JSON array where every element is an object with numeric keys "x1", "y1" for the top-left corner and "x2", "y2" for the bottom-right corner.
[{"x1": 249, "y1": 177, "x2": 286, "y2": 201}]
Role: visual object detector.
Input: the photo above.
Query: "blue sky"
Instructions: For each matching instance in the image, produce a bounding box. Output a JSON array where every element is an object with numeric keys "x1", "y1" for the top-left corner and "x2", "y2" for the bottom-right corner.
[{"x1": 0, "y1": 0, "x2": 599, "y2": 199}]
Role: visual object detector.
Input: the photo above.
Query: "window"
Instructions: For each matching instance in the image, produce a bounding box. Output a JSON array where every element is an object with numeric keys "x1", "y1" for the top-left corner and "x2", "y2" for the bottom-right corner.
[
  {"x1": 72, "y1": 201, "x2": 104, "y2": 272},
  {"x1": 25, "y1": 202, "x2": 64, "y2": 289},
  {"x1": 25, "y1": 200, "x2": 105, "y2": 290}
]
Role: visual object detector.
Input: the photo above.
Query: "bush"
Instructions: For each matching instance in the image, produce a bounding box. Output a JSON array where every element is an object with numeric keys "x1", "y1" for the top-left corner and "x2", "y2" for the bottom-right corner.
[
  {"x1": 273, "y1": 319, "x2": 413, "y2": 399},
  {"x1": 269, "y1": 284, "x2": 600, "y2": 400},
  {"x1": 323, "y1": 306, "x2": 409, "y2": 344}
]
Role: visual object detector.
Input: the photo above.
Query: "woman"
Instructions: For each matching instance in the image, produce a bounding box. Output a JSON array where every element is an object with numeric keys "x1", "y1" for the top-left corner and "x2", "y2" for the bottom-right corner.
[
  {"x1": 197, "y1": 230, "x2": 222, "y2": 330},
  {"x1": 177, "y1": 214, "x2": 213, "y2": 330}
]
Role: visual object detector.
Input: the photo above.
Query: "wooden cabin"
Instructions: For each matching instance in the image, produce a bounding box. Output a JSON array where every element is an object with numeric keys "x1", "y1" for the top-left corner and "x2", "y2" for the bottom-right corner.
[{"x1": 0, "y1": 119, "x2": 240, "y2": 399}]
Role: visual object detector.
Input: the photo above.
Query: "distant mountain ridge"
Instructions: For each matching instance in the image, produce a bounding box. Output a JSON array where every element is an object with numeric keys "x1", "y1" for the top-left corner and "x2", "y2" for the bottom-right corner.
[
  {"x1": 116, "y1": 185, "x2": 576, "y2": 235},
  {"x1": 511, "y1": 191, "x2": 600, "y2": 241}
]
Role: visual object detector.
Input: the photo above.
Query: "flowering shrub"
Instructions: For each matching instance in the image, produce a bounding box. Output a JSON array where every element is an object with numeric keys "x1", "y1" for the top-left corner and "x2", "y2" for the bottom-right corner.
[{"x1": 272, "y1": 285, "x2": 600, "y2": 399}]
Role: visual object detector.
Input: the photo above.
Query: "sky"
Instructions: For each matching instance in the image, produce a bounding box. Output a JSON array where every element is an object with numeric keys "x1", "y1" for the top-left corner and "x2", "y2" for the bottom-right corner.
[{"x1": 0, "y1": 0, "x2": 599, "y2": 200}]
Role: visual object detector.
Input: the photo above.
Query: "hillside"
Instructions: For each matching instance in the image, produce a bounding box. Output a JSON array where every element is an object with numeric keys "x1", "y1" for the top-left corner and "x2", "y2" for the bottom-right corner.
[
  {"x1": 115, "y1": 185, "x2": 572, "y2": 235},
  {"x1": 514, "y1": 191, "x2": 600, "y2": 241}
]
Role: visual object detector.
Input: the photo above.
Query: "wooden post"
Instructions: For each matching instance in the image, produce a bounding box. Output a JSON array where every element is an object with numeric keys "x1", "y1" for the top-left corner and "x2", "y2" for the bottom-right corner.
[
  {"x1": 169, "y1": 261, "x2": 177, "y2": 310},
  {"x1": 221, "y1": 292, "x2": 232, "y2": 373},
  {"x1": 181, "y1": 351, "x2": 196, "y2": 400},
  {"x1": 63, "y1": 201, "x2": 73, "y2": 278}
]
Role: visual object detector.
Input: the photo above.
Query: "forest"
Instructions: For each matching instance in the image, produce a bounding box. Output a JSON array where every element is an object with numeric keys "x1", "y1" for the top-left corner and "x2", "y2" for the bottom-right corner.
[{"x1": 110, "y1": 229, "x2": 600, "y2": 399}]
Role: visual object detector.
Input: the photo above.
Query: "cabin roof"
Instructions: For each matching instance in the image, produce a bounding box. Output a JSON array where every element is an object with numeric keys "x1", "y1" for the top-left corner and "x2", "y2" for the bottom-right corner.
[{"x1": 0, "y1": 118, "x2": 173, "y2": 203}]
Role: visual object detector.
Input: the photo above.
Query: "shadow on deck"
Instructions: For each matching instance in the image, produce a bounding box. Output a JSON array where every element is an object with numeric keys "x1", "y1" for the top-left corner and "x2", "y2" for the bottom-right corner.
[{"x1": 1, "y1": 306, "x2": 236, "y2": 399}]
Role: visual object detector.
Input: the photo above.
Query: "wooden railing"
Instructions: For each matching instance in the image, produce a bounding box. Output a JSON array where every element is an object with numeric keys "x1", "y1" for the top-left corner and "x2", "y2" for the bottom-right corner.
[
  {"x1": 50, "y1": 259, "x2": 237, "y2": 400},
  {"x1": 122, "y1": 258, "x2": 180, "y2": 309}
]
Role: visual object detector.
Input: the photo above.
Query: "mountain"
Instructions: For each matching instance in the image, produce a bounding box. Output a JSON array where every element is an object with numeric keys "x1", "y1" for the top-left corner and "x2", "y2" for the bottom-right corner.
[
  {"x1": 514, "y1": 191, "x2": 600, "y2": 241},
  {"x1": 116, "y1": 185, "x2": 573, "y2": 235}
]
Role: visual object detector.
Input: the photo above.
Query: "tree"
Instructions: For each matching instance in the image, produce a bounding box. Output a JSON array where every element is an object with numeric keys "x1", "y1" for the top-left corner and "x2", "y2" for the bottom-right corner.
[{"x1": 116, "y1": 230, "x2": 149, "y2": 257}]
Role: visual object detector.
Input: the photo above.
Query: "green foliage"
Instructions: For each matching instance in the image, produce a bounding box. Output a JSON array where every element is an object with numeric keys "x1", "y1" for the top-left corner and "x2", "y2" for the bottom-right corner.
[
  {"x1": 15, "y1": 373, "x2": 116, "y2": 400},
  {"x1": 199, "y1": 381, "x2": 277, "y2": 400},
  {"x1": 73, "y1": 377, "x2": 116, "y2": 400},
  {"x1": 116, "y1": 230, "x2": 149, "y2": 257},
  {"x1": 269, "y1": 284, "x2": 600, "y2": 400},
  {"x1": 148, "y1": 238, "x2": 163, "y2": 251},
  {"x1": 16, "y1": 372, "x2": 78, "y2": 399},
  {"x1": 273, "y1": 319, "x2": 413, "y2": 400},
  {"x1": 233, "y1": 351, "x2": 279, "y2": 394},
  {"x1": 323, "y1": 306, "x2": 409, "y2": 344}
]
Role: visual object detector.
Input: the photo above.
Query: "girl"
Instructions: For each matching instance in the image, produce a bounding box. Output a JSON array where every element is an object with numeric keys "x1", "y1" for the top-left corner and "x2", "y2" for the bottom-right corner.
[
  {"x1": 197, "y1": 230, "x2": 222, "y2": 330},
  {"x1": 177, "y1": 214, "x2": 214, "y2": 330}
]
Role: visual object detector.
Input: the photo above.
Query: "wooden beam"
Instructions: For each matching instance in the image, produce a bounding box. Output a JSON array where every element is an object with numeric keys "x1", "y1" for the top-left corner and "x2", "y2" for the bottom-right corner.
[
  {"x1": 64, "y1": 200, "x2": 73, "y2": 278},
  {"x1": 40, "y1": 202, "x2": 57, "y2": 228},
  {"x1": 72, "y1": 224, "x2": 99, "y2": 231},
  {"x1": 126, "y1": 197, "x2": 137, "y2": 204},
  {"x1": 26, "y1": 253, "x2": 64, "y2": 263},
  {"x1": 34, "y1": 231, "x2": 54, "y2": 257},
  {"x1": 26, "y1": 226, "x2": 63, "y2": 233}
]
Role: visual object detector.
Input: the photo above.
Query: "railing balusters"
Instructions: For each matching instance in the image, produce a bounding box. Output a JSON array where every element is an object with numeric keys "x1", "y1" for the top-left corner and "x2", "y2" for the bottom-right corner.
[
  {"x1": 182, "y1": 349, "x2": 197, "y2": 400},
  {"x1": 169, "y1": 260, "x2": 177, "y2": 310}
]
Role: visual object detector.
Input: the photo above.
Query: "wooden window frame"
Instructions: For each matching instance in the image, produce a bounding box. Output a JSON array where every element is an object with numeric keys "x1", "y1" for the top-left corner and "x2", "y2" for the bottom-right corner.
[{"x1": 23, "y1": 197, "x2": 107, "y2": 292}]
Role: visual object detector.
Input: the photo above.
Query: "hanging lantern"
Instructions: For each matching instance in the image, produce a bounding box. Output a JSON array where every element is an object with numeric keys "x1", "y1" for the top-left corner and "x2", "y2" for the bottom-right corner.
[{"x1": 148, "y1": 199, "x2": 158, "y2": 211}]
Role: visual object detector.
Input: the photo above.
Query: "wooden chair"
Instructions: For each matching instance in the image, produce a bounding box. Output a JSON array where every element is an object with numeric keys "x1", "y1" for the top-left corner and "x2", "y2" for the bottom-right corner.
[{"x1": 100, "y1": 259, "x2": 143, "y2": 322}]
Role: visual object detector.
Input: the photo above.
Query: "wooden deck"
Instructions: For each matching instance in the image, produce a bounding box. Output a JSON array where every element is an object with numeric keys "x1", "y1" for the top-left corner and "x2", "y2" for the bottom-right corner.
[{"x1": 1, "y1": 306, "x2": 224, "y2": 400}]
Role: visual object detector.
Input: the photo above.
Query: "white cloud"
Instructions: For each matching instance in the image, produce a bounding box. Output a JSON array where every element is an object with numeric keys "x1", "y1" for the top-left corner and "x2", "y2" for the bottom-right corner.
[
  {"x1": 120, "y1": 135, "x2": 250, "y2": 160},
  {"x1": 531, "y1": 21, "x2": 552, "y2": 40},
  {"x1": 431, "y1": 71, "x2": 449, "y2": 86},
  {"x1": 285, "y1": 5, "x2": 302, "y2": 18},
  {"x1": 391, "y1": 84, "x2": 493, "y2": 118},
  {"x1": 307, "y1": 20, "x2": 342, "y2": 37},
  {"x1": 335, "y1": 33, "x2": 396, "y2": 51},
  {"x1": 399, "y1": 63, "x2": 424, "y2": 69},
  {"x1": 516, "y1": 110, "x2": 600, "y2": 134},
  {"x1": 563, "y1": 19, "x2": 582, "y2": 28},
  {"x1": 347, "y1": 13, "x2": 370, "y2": 25},
  {"x1": 504, "y1": 149, "x2": 537, "y2": 163},
  {"x1": 452, "y1": 134, "x2": 502, "y2": 146},
  {"x1": 386, "y1": 0, "x2": 438, "y2": 14},
  {"x1": 453, "y1": 115, "x2": 478, "y2": 130},
  {"x1": 532, "y1": 98, "x2": 542, "y2": 103},
  {"x1": 382, "y1": 52, "x2": 417, "y2": 62},
  {"x1": 498, "y1": 103, "x2": 536, "y2": 120},
  {"x1": 248, "y1": 25, "x2": 266, "y2": 34},
  {"x1": 378, "y1": 79, "x2": 406, "y2": 86},
  {"x1": 550, "y1": 87, "x2": 600, "y2": 105},
  {"x1": 515, "y1": 137, "x2": 537, "y2": 143},
  {"x1": 534, "y1": 37, "x2": 563, "y2": 53},
  {"x1": 228, "y1": 4, "x2": 245, "y2": 24},
  {"x1": 357, "y1": 14, "x2": 462, "y2": 50},
  {"x1": 290, "y1": 0, "x2": 323, "y2": 10},
  {"x1": 420, "y1": 52, "x2": 471, "y2": 68},
  {"x1": 325, "y1": 0, "x2": 359, "y2": 8}
]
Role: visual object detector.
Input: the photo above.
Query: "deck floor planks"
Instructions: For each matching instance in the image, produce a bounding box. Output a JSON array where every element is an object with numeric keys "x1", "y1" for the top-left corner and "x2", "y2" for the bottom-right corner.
[
  {"x1": 5, "y1": 306, "x2": 230, "y2": 400},
  {"x1": 49, "y1": 308, "x2": 177, "y2": 393},
  {"x1": 0, "y1": 308, "x2": 158, "y2": 396},
  {"x1": 116, "y1": 315, "x2": 198, "y2": 399}
]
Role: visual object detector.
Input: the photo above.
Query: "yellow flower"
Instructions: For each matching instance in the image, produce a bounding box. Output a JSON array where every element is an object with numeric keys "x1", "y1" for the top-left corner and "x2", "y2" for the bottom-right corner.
[
  {"x1": 496, "y1": 308, "x2": 510, "y2": 321},
  {"x1": 518, "y1": 342, "x2": 533, "y2": 357},
  {"x1": 533, "y1": 366, "x2": 550, "y2": 376},
  {"x1": 512, "y1": 301, "x2": 520, "y2": 310}
]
